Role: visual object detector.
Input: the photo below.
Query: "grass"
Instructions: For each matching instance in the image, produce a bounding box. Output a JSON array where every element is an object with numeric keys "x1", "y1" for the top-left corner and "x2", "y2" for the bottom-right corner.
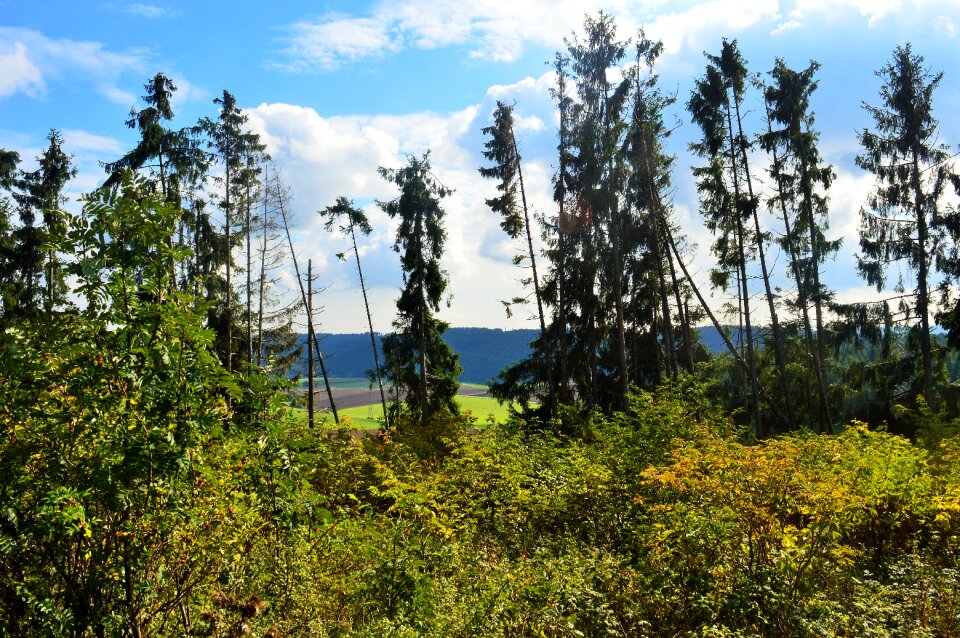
[{"x1": 290, "y1": 394, "x2": 516, "y2": 430}]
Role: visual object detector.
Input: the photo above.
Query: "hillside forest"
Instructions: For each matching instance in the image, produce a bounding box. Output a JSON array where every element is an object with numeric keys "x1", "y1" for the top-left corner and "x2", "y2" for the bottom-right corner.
[{"x1": 2, "y1": 12, "x2": 960, "y2": 637}]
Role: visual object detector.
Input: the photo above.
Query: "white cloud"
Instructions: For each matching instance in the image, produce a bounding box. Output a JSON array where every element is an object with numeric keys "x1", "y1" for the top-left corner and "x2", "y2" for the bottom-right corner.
[
  {"x1": 278, "y1": 15, "x2": 399, "y2": 72},
  {"x1": 771, "y1": 18, "x2": 803, "y2": 35},
  {"x1": 514, "y1": 114, "x2": 546, "y2": 133},
  {"x1": 934, "y1": 15, "x2": 957, "y2": 38},
  {"x1": 60, "y1": 129, "x2": 125, "y2": 155},
  {"x1": 0, "y1": 27, "x2": 147, "y2": 103},
  {"x1": 780, "y1": 0, "x2": 956, "y2": 30},
  {"x1": 242, "y1": 83, "x2": 567, "y2": 331},
  {"x1": 828, "y1": 169, "x2": 874, "y2": 245},
  {"x1": 647, "y1": 0, "x2": 779, "y2": 57},
  {"x1": 276, "y1": 0, "x2": 783, "y2": 72},
  {"x1": 0, "y1": 42, "x2": 44, "y2": 98},
  {"x1": 122, "y1": 4, "x2": 182, "y2": 19},
  {"x1": 166, "y1": 74, "x2": 208, "y2": 106},
  {"x1": 98, "y1": 84, "x2": 137, "y2": 106}
]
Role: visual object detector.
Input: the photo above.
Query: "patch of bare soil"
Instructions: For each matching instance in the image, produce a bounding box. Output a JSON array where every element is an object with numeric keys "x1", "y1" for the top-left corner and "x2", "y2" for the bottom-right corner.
[{"x1": 310, "y1": 384, "x2": 488, "y2": 411}]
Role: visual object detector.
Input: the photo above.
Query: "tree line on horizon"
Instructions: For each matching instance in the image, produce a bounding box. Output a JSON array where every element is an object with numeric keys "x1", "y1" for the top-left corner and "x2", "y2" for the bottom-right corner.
[{"x1": 0, "y1": 12, "x2": 959, "y2": 438}]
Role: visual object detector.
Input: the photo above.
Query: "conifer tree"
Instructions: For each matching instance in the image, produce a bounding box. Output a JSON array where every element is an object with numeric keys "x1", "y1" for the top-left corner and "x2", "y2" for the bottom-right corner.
[
  {"x1": 378, "y1": 153, "x2": 461, "y2": 427},
  {"x1": 567, "y1": 12, "x2": 632, "y2": 408},
  {"x1": 479, "y1": 101, "x2": 554, "y2": 412},
  {"x1": 103, "y1": 73, "x2": 206, "y2": 204},
  {"x1": 625, "y1": 30, "x2": 680, "y2": 382},
  {"x1": 688, "y1": 50, "x2": 762, "y2": 431},
  {"x1": 10, "y1": 131, "x2": 75, "y2": 315},
  {"x1": 761, "y1": 59, "x2": 840, "y2": 432},
  {"x1": 250, "y1": 165, "x2": 302, "y2": 376},
  {"x1": 320, "y1": 196, "x2": 389, "y2": 428},
  {"x1": 201, "y1": 91, "x2": 267, "y2": 371},
  {"x1": 857, "y1": 44, "x2": 958, "y2": 408},
  {"x1": 550, "y1": 52, "x2": 575, "y2": 403},
  {"x1": 0, "y1": 149, "x2": 18, "y2": 319}
]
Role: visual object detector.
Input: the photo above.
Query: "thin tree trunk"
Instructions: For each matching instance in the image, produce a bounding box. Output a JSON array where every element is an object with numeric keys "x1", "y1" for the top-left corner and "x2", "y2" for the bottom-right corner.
[
  {"x1": 308, "y1": 259, "x2": 315, "y2": 429},
  {"x1": 725, "y1": 102, "x2": 762, "y2": 436},
  {"x1": 636, "y1": 127, "x2": 679, "y2": 379},
  {"x1": 555, "y1": 56, "x2": 571, "y2": 405},
  {"x1": 225, "y1": 160, "x2": 232, "y2": 374},
  {"x1": 913, "y1": 152, "x2": 934, "y2": 406},
  {"x1": 764, "y1": 106, "x2": 832, "y2": 432},
  {"x1": 159, "y1": 145, "x2": 177, "y2": 292},
  {"x1": 603, "y1": 90, "x2": 630, "y2": 409},
  {"x1": 415, "y1": 209, "x2": 429, "y2": 428},
  {"x1": 514, "y1": 135, "x2": 556, "y2": 414},
  {"x1": 558, "y1": 211, "x2": 570, "y2": 403},
  {"x1": 350, "y1": 223, "x2": 389, "y2": 428},
  {"x1": 799, "y1": 144, "x2": 830, "y2": 425},
  {"x1": 194, "y1": 201, "x2": 201, "y2": 299},
  {"x1": 667, "y1": 240, "x2": 694, "y2": 372},
  {"x1": 246, "y1": 161, "x2": 253, "y2": 366},
  {"x1": 658, "y1": 206, "x2": 791, "y2": 428},
  {"x1": 651, "y1": 203, "x2": 678, "y2": 378},
  {"x1": 276, "y1": 184, "x2": 339, "y2": 424},
  {"x1": 257, "y1": 172, "x2": 269, "y2": 367},
  {"x1": 733, "y1": 94, "x2": 795, "y2": 430},
  {"x1": 586, "y1": 222, "x2": 600, "y2": 410}
]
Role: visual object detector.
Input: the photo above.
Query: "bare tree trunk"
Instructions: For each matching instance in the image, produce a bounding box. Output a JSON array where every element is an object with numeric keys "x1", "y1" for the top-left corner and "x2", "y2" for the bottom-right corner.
[
  {"x1": 194, "y1": 200, "x2": 201, "y2": 299},
  {"x1": 245, "y1": 160, "x2": 253, "y2": 366},
  {"x1": 799, "y1": 146, "x2": 831, "y2": 431},
  {"x1": 257, "y1": 171, "x2": 269, "y2": 367},
  {"x1": 651, "y1": 203, "x2": 678, "y2": 378},
  {"x1": 913, "y1": 152, "x2": 934, "y2": 407},
  {"x1": 350, "y1": 223, "x2": 390, "y2": 428},
  {"x1": 659, "y1": 206, "x2": 791, "y2": 428},
  {"x1": 276, "y1": 183, "x2": 339, "y2": 424},
  {"x1": 415, "y1": 208, "x2": 429, "y2": 428},
  {"x1": 514, "y1": 135, "x2": 556, "y2": 414},
  {"x1": 226, "y1": 161, "x2": 232, "y2": 375},
  {"x1": 764, "y1": 107, "x2": 832, "y2": 432},
  {"x1": 603, "y1": 92, "x2": 630, "y2": 409},
  {"x1": 734, "y1": 95, "x2": 795, "y2": 430},
  {"x1": 308, "y1": 259, "x2": 315, "y2": 429},
  {"x1": 725, "y1": 103, "x2": 762, "y2": 436},
  {"x1": 667, "y1": 241, "x2": 694, "y2": 372}
]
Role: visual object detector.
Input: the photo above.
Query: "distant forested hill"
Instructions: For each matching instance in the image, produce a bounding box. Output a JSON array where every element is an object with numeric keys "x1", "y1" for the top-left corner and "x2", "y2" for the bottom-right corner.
[
  {"x1": 293, "y1": 328, "x2": 539, "y2": 385},
  {"x1": 292, "y1": 326, "x2": 737, "y2": 386}
]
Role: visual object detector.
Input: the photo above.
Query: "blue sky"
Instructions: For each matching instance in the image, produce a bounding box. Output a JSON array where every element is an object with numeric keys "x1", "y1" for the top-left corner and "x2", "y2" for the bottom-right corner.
[{"x1": 1, "y1": 0, "x2": 959, "y2": 332}]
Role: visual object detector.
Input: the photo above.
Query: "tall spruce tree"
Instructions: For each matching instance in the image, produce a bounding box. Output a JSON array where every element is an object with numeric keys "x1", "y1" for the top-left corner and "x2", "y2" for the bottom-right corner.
[
  {"x1": 567, "y1": 12, "x2": 633, "y2": 409},
  {"x1": 10, "y1": 131, "x2": 75, "y2": 315},
  {"x1": 103, "y1": 73, "x2": 206, "y2": 204},
  {"x1": 479, "y1": 100, "x2": 555, "y2": 413},
  {"x1": 104, "y1": 73, "x2": 207, "y2": 295},
  {"x1": 0, "y1": 149, "x2": 18, "y2": 319},
  {"x1": 624, "y1": 30, "x2": 681, "y2": 383},
  {"x1": 761, "y1": 59, "x2": 840, "y2": 432},
  {"x1": 857, "y1": 44, "x2": 958, "y2": 408},
  {"x1": 201, "y1": 91, "x2": 267, "y2": 371},
  {"x1": 688, "y1": 48, "x2": 763, "y2": 432},
  {"x1": 378, "y1": 153, "x2": 461, "y2": 427}
]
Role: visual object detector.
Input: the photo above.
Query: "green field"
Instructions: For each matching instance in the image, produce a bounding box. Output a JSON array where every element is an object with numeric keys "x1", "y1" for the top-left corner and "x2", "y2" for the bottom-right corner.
[{"x1": 295, "y1": 393, "x2": 515, "y2": 430}]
